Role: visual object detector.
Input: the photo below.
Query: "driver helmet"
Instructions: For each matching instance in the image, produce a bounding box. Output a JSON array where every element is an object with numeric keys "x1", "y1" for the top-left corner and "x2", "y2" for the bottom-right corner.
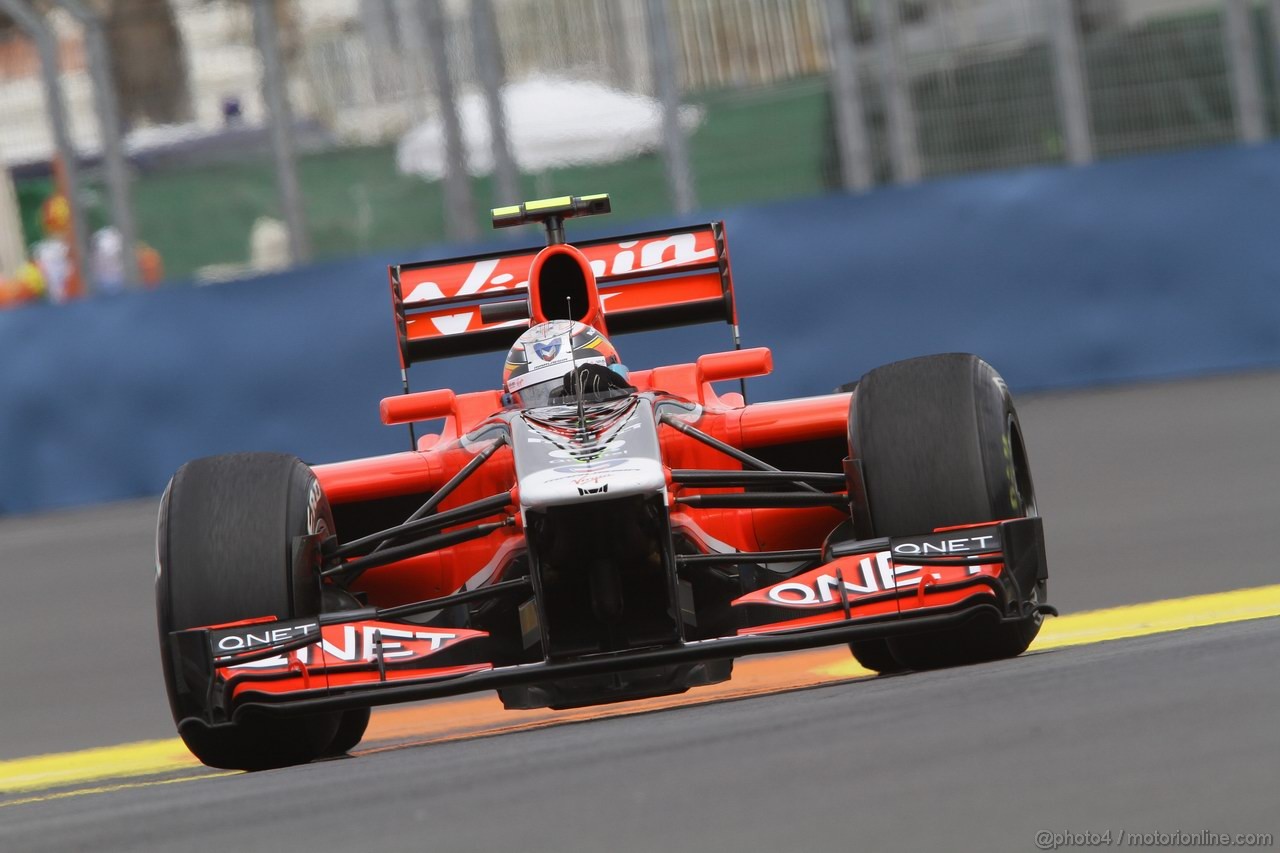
[{"x1": 503, "y1": 320, "x2": 620, "y2": 408}]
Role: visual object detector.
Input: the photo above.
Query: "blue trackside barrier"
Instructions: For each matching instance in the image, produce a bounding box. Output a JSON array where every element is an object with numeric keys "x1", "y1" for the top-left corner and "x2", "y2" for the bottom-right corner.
[{"x1": 3, "y1": 142, "x2": 1280, "y2": 515}]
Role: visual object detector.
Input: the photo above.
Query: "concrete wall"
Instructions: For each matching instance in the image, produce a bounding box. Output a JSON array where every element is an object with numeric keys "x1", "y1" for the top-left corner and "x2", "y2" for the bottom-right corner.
[{"x1": 3, "y1": 141, "x2": 1279, "y2": 515}]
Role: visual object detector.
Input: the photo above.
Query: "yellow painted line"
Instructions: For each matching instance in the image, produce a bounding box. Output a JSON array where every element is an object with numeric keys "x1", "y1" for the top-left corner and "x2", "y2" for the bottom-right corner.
[
  {"x1": 812, "y1": 583, "x2": 1280, "y2": 679},
  {"x1": 1034, "y1": 583, "x2": 1280, "y2": 648},
  {"x1": 1, "y1": 771, "x2": 237, "y2": 809},
  {"x1": 4, "y1": 584, "x2": 1279, "y2": 801},
  {"x1": 0, "y1": 739, "x2": 201, "y2": 796}
]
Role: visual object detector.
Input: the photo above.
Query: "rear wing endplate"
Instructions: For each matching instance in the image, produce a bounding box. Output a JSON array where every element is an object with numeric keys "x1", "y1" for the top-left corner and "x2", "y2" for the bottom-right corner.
[{"x1": 389, "y1": 222, "x2": 736, "y2": 365}]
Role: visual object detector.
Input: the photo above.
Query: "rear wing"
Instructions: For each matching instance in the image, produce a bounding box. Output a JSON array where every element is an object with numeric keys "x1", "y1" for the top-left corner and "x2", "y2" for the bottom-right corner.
[{"x1": 389, "y1": 222, "x2": 737, "y2": 365}]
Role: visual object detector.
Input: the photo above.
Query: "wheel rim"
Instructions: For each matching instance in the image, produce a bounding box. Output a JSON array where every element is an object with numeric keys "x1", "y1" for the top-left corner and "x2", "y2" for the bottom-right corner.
[{"x1": 1007, "y1": 417, "x2": 1038, "y2": 518}]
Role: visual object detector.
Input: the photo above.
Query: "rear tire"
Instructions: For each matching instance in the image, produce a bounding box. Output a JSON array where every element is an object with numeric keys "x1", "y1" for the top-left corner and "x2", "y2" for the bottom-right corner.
[
  {"x1": 157, "y1": 452, "x2": 344, "y2": 770},
  {"x1": 848, "y1": 353, "x2": 1043, "y2": 671}
]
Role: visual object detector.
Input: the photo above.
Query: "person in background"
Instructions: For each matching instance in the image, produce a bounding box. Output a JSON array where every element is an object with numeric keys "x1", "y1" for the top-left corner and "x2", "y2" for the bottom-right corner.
[
  {"x1": 89, "y1": 225, "x2": 165, "y2": 291},
  {"x1": 31, "y1": 235, "x2": 72, "y2": 303},
  {"x1": 0, "y1": 258, "x2": 47, "y2": 310},
  {"x1": 34, "y1": 193, "x2": 77, "y2": 302},
  {"x1": 91, "y1": 226, "x2": 126, "y2": 294}
]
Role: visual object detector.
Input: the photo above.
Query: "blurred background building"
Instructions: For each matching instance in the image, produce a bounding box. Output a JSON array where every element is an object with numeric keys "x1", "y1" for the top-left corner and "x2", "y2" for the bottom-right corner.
[{"x1": 0, "y1": 0, "x2": 1275, "y2": 299}]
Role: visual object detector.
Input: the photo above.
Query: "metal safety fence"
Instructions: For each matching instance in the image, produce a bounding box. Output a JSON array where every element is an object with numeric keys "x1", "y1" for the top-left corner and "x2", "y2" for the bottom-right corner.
[{"x1": 1, "y1": 0, "x2": 1278, "y2": 303}]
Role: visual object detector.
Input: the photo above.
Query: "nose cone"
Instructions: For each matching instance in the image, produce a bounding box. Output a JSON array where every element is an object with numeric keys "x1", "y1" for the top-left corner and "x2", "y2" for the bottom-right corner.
[{"x1": 512, "y1": 398, "x2": 666, "y2": 510}]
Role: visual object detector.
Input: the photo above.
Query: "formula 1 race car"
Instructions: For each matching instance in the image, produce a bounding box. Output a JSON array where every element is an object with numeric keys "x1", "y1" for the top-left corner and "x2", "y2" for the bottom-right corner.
[{"x1": 157, "y1": 194, "x2": 1053, "y2": 770}]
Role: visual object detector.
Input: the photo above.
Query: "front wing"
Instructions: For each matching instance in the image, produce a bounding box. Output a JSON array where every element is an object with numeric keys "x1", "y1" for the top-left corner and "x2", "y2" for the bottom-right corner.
[{"x1": 164, "y1": 517, "x2": 1049, "y2": 730}]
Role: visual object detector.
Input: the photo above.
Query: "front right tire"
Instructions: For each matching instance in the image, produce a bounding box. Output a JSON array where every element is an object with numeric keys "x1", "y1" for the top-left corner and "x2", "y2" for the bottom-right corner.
[{"x1": 157, "y1": 452, "x2": 349, "y2": 770}]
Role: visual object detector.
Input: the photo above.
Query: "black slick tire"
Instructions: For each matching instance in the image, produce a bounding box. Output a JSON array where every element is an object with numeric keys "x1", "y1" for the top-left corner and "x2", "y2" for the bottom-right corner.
[
  {"x1": 825, "y1": 520, "x2": 907, "y2": 675},
  {"x1": 324, "y1": 708, "x2": 373, "y2": 757},
  {"x1": 848, "y1": 638, "x2": 906, "y2": 674},
  {"x1": 157, "y1": 452, "x2": 343, "y2": 770},
  {"x1": 848, "y1": 353, "x2": 1043, "y2": 670}
]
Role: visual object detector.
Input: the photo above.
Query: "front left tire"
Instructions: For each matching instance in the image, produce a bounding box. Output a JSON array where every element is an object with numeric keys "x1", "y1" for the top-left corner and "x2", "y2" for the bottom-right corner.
[{"x1": 847, "y1": 353, "x2": 1045, "y2": 671}]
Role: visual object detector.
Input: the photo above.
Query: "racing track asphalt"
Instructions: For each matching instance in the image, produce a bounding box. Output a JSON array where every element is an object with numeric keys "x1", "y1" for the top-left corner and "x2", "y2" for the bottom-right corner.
[
  {"x1": 1, "y1": 370, "x2": 1279, "y2": 850},
  {"x1": 3, "y1": 620, "x2": 1278, "y2": 852}
]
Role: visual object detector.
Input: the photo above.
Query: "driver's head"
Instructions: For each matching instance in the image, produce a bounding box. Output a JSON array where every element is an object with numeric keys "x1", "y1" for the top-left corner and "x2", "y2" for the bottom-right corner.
[{"x1": 503, "y1": 320, "x2": 620, "y2": 408}]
